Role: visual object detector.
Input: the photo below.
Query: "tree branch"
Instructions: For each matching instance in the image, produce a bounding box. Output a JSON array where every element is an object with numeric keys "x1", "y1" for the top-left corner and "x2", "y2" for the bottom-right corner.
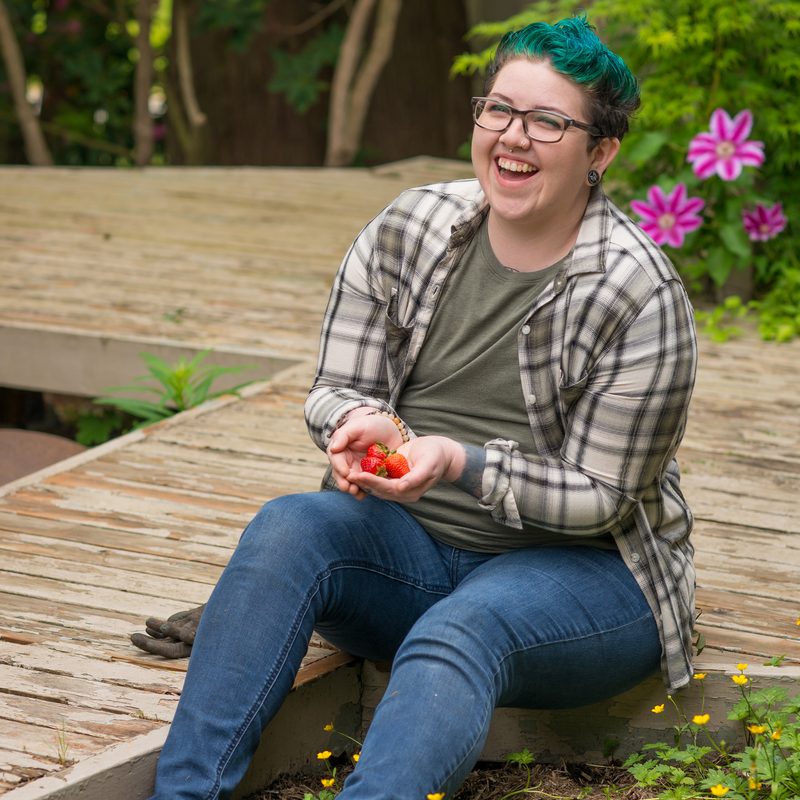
[
  {"x1": 343, "y1": 0, "x2": 400, "y2": 154},
  {"x1": 0, "y1": 0, "x2": 52, "y2": 165},
  {"x1": 325, "y1": 0, "x2": 375, "y2": 166},
  {"x1": 325, "y1": 0, "x2": 401, "y2": 166},
  {"x1": 270, "y1": 0, "x2": 349, "y2": 40},
  {"x1": 133, "y1": 0, "x2": 156, "y2": 166},
  {"x1": 174, "y1": 0, "x2": 206, "y2": 128}
]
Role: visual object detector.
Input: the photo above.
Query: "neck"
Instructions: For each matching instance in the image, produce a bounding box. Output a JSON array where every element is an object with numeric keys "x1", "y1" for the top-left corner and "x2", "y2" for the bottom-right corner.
[{"x1": 486, "y1": 194, "x2": 589, "y2": 272}]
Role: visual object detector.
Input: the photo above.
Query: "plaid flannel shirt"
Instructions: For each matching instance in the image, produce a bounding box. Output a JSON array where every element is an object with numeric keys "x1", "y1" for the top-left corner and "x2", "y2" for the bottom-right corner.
[{"x1": 305, "y1": 179, "x2": 698, "y2": 690}]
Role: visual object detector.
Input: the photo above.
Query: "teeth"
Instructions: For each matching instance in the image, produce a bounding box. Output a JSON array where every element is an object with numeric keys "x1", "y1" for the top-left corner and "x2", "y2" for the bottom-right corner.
[{"x1": 498, "y1": 158, "x2": 536, "y2": 173}]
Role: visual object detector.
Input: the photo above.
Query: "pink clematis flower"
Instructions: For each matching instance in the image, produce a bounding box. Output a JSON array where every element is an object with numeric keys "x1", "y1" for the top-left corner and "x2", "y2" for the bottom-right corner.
[
  {"x1": 687, "y1": 109, "x2": 765, "y2": 181},
  {"x1": 631, "y1": 183, "x2": 705, "y2": 247},
  {"x1": 742, "y1": 202, "x2": 787, "y2": 241}
]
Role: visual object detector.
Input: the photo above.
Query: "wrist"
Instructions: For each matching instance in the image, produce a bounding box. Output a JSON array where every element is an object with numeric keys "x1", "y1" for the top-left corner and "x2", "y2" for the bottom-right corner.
[
  {"x1": 449, "y1": 443, "x2": 485, "y2": 499},
  {"x1": 364, "y1": 410, "x2": 410, "y2": 443}
]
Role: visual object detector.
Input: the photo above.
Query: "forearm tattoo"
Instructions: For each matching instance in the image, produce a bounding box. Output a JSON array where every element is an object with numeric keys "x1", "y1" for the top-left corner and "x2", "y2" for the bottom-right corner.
[{"x1": 451, "y1": 444, "x2": 486, "y2": 499}]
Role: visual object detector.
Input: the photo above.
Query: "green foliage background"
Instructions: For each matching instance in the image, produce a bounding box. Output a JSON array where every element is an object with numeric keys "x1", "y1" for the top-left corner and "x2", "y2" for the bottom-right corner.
[{"x1": 453, "y1": 0, "x2": 800, "y2": 340}]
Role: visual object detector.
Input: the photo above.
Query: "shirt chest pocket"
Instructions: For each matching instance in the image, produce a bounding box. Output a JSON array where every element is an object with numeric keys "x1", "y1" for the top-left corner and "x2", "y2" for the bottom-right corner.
[{"x1": 384, "y1": 290, "x2": 413, "y2": 384}]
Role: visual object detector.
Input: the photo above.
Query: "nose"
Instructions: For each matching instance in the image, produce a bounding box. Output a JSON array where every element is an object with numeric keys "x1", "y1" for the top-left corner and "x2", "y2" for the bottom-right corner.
[{"x1": 498, "y1": 114, "x2": 530, "y2": 150}]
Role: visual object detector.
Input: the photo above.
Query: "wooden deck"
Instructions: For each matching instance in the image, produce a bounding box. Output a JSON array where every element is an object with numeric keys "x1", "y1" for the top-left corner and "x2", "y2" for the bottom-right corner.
[
  {"x1": 1, "y1": 163, "x2": 799, "y2": 796},
  {"x1": 0, "y1": 159, "x2": 473, "y2": 397}
]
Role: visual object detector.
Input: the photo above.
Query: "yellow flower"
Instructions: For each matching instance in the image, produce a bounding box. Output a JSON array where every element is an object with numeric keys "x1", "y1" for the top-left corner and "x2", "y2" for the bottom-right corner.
[
  {"x1": 427, "y1": 794, "x2": 446, "y2": 800},
  {"x1": 737, "y1": 663, "x2": 749, "y2": 671},
  {"x1": 732, "y1": 675, "x2": 749, "y2": 686},
  {"x1": 693, "y1": 713, "x2": 710, "y2": 725},
  {"x1": 352, "y1": 752, "x2": 361, "y2": 763},
  {"x1": 771, "y1": 729, "x2": 782, "y2": 741},
  {"x1": 796, "y1": 617, "x2": 800, "y2": 626},
  {"x1": 709, "y1": 784, "x2": 729, "y2": 796},
  {"x1": 749, "y1": 778, "x2": 763, "y2": 790},
  {"x1": 747, "y1": 724, "x2": 766, "y2": 734},
  {"x1": 651, "y1": 704, "x2": 665, "y2": 714},
  {"x1": 323, "y1": 723, "x2": 334, "y2": 732},
  {"x1": 316, "y1": 750, "x2": 333, "y2": 760},
  {"x1": 321, "y1": 777, "x2": 335, "y2": 788},
  {"x1": 693, "y1": 672, "x2": 707, "y2": 680}
]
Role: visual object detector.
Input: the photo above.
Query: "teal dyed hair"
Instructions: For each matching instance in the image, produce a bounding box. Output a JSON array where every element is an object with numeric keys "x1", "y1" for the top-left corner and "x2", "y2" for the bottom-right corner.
[{"x1": 485, "y1": 15, "x2": 639, "y2": 142}]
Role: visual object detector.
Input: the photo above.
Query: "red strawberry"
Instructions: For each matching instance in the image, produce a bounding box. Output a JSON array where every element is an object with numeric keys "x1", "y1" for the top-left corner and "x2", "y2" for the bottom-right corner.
[
  {"x1": 366, "y1": 442, "x2": 390, "y2": 461},
  {"x1": 383, "y1": 452, "x2": 410, "y2": 478},
  {"x1": 360, "y1": 455, "x2": 387, "y2": 476}
]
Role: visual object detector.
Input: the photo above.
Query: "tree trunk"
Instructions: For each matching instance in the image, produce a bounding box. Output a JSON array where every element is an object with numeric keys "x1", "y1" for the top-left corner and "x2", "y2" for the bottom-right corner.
[
  {"x1": 133, "y1": 0, "x2": 157, "y2": 166},
  {"x1": 167, "y1": 0, "x2": 473, "y2": 166},
  {"x1": 325, "y1": 0, "x2": 402, "y2": 167},
  {"x1": 0, "y1": 0, "x2": 53, "y2": 165}
]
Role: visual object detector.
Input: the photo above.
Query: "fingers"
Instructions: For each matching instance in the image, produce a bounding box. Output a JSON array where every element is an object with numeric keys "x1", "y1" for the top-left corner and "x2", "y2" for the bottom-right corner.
[
  {"x1": 130, "y1": 633, "x2": 192, "y2": 659},
  {"x1": 167, "y1": 604, "x2": 204, "y2": 623}
]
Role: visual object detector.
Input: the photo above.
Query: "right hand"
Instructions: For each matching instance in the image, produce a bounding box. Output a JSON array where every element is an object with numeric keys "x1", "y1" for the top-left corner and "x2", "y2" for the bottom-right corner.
[{"x1": 129, "y1": 604, "x2": 205, "y2": 659}]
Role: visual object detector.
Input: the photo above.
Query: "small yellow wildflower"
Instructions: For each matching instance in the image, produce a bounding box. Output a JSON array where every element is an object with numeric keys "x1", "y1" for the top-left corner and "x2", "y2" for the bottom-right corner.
[
  {"x1": 796, "y1": 617, "x2": 800, "y2": 626},
  {"x1": 427, "y1": 794, "x2": 446, "y2": 800},
  {"x1": 352, "y1": 752, "x2": 361, "y2": 763},
  {"x1": 749, "y1": 778, "x2": 763, "y2": 790},
  {"x1": 709, "y1": 784, "x2": 729, "y2": 796},
  {"x1": 651, "y1": 704, "x2": 665, "y2": 714},
  {"x1": 317, "y1": 750, "x2": 333, "y2": 760},
  {"x1": 693, "y1": 672, "x2": 707, "y2": 680},
  {"x1": 321, "y1": 777, "x2": 335, "y2": 788},
  {"x1": 747, "y1": 724, "x2": 766, "y2": 734},
  {"x1": 737, "y1": 662, "x2": 749, "y2": 671},
  {"x1": 771, "y1": 729, "x2": 782, "y2": 741},
  {"x1": 693, "y1": 713, "x2": 711, "y2": 725},
  {"x1": 323, "y1": 723, "x2": 334, "y2": 732},
  {"x1": 732, "y1": 674, "x2": 749, "y2": 686}
]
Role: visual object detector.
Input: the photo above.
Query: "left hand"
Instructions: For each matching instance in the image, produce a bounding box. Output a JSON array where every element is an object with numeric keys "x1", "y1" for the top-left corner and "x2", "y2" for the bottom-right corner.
[{"x1": 350, "y1": 435, "x2": 465, "y2": 503}]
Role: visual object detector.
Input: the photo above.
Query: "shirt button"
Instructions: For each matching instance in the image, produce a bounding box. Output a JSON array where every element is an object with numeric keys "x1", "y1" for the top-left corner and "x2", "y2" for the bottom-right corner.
[
  {"x1": 553, "y1": 276, "x2": 565, "y2": 291},
  {"x1": 528, "y1": 394, "x2": 536, "y2": 404},
  {"x1": 630, "y1": 552, "x2": 641, "y2": 563},
  {"x1": 521, "y1": 325, "x2": 531, "y2": 335}
]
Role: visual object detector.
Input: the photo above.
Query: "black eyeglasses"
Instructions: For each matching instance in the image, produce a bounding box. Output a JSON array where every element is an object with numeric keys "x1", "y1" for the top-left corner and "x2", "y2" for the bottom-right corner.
[{"x1": 471, "y1": 97, "x2": 603, "y2": 143}]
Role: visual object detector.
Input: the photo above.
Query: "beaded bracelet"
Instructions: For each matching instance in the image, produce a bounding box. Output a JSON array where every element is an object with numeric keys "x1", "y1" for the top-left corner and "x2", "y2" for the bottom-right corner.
[{"x1": 365, "y1": 410, "x2": 410, "y2": 443}]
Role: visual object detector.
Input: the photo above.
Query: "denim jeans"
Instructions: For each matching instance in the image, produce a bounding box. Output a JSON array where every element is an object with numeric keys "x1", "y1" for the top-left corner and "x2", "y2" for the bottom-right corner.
[{"x1": 149, "y1": 491, "x2": 660, "y2": 800}]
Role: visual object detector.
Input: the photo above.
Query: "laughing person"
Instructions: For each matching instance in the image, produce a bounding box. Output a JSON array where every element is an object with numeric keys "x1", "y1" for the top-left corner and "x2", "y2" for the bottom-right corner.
[{"x1": 137, "y1": 16, "x2": 697, "y2": 800}]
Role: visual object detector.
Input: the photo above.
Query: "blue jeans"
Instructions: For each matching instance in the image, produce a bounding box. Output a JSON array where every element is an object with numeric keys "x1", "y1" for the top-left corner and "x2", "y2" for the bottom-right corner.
[{"x1": 149, "y1": 491, "x2": 660, "y2": 800}]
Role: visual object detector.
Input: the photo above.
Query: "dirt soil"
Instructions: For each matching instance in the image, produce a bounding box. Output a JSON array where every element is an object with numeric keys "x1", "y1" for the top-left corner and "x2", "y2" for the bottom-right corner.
[{"x1": 249, "y1": 759, "x2": 647, "y2": 799}]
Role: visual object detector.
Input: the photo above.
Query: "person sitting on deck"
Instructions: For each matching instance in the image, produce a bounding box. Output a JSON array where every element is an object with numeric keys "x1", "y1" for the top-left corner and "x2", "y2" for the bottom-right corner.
[{"x1": 132, "y1": 15, "x2": 698, "y2": 800}]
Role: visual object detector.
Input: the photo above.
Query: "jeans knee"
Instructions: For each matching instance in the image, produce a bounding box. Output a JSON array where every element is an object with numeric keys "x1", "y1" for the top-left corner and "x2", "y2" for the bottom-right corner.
[{"x1": 240, "y1": 492, "x2": 333, "y2": 551}]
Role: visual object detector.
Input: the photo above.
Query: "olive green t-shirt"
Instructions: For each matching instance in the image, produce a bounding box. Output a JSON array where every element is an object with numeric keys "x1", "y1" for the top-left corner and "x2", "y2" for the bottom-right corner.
[{"x1": 397, "y1": 218, "x2": 615, "y2": 553}]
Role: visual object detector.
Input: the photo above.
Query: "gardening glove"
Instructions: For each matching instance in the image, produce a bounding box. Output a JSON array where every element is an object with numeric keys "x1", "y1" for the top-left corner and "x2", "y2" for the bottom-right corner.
[{"x1": 129, "y1": 604, "x2": 205, "y2": 659}]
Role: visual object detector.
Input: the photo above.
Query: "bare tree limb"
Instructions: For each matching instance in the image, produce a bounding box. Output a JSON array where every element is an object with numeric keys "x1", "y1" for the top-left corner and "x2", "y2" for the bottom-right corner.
[
  {"x1": 174, "y1": 0, "x2": 206, "y2": 128},
  {"x1": 343, "y1": 0, "x2": 400, "y2": 157},
  {"x1": 270, "y1": 0, "x2": 349, "y2": 40},
  {"x1": 133, "y1": 0, "x2": 157, "y2": 166},
  {"x1": 325, "y1": 0, "x2": 401, "y2": 167},
  {"x1": 0, "y1": 0, "x2": 52, "y2": 165}
]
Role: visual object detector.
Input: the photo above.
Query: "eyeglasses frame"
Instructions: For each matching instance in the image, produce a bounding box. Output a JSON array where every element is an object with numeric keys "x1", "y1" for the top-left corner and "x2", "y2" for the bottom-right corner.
[{"x1": 471, "y1": 96, "x2": 604, "y2": 143}]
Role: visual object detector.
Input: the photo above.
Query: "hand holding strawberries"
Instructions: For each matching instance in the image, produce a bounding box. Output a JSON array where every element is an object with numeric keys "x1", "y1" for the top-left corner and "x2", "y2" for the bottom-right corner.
[
  {"x1": 351, "y1": 435, "x2": 466, "y2": 503},
  {"x1": 327, "y1": 409, "x2": 406, "y2": 498}
]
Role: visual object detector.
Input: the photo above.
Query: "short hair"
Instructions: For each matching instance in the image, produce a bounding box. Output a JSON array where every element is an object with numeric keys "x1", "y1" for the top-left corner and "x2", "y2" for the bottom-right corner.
[{"x1": 484, "y1": 15, "x2": 640, "y2": 143}]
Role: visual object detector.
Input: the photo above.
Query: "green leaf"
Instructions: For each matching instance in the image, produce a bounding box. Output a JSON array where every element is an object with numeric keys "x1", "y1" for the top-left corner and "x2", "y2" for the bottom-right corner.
[
  {"x1": 706, "y1": 248, "x2": 735, "y2": 287},
  {"x1": 719, "y1": 223, "x2": 752, "y2": 260},
  {"x1": 624, "y1": 131, "x2": 670, "y2": 165},
  {"x1": 506, "y1": 748, "x2": 535, "y2": 766},
  {"x1": 75, "y1": 411, "x2": 127, "y2": 446}
]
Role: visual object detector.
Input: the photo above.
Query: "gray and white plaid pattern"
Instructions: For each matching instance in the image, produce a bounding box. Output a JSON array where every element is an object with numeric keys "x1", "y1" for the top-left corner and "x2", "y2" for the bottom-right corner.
[{"x1": 306, "y1": 180, "x2": 698, "y2": 690}]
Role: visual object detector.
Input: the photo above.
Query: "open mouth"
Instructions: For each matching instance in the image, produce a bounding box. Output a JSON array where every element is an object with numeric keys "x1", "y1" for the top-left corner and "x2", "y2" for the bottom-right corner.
[{"x1": 496, "y1": 157, "x2": 538, "y2": 180}]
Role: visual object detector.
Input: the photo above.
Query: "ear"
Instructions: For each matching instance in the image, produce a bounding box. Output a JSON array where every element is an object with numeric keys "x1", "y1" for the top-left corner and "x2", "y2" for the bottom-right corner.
[{"x1": 590, "y1": 137, "x2": 621, "y2": 175}]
